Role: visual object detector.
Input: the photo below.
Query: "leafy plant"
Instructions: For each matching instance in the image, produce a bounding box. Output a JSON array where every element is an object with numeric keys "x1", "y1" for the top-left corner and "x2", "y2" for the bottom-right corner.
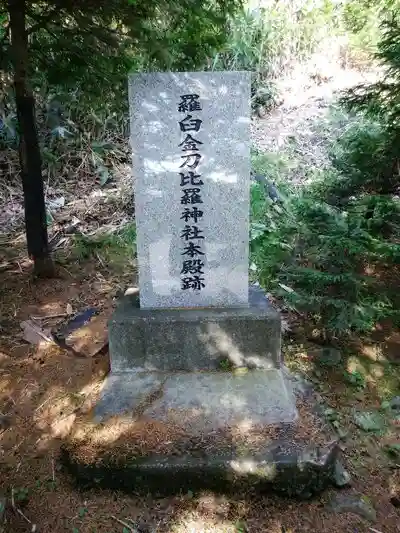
[
  {"x1": 353, "y1": 410, "x2": 387, "y2": 433},
  {"x1": 218, "y1": 358, "x2": 234, "y2": 371},
  {"x1": 0, "y1": 0, "x2": 242, "y2": 275},
  {"x1": 384, "y1": 443, "x2": 400, "y2": 459},
  {"x1": 235, "y1": 520, "x2": 248, "y2": 533},
  {"x1": 211, "y1": 2, "x2": 343, "y2": 81},
  {"x1": 78, "y1": 507, "x2": 88, "y2": 518},
  {"x1": 344, "y1": 370, "x2": 366, "y2": 389},
  {"x1": 249, "y1": 15, "x2": 400, "y2": 332},
  {"x1": 13, "y1": 487, "x2": 29, "y2": 504}
]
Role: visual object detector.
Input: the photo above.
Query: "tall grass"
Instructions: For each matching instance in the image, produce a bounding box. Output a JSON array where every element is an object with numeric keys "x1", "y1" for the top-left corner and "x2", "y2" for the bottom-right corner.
[{"x1": 211, "y1": 1, "x2": 342, "y2": 82}]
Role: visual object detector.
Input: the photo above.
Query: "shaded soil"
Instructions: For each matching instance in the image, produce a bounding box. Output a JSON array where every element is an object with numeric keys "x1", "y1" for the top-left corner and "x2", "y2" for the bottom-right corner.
[{"x1": 0, "y1": 263, "x2": 400, "y2": 533}]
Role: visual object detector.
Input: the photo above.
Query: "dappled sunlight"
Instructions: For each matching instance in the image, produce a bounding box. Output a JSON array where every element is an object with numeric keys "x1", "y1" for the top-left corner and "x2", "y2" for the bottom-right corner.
[
  {"x1": 50, "y1": 413, "x2": 76, "y2": 438},
  {"x1": 34, "y1": 301, "x2": 67, "y2": 316},
  {"x1": 0, "y1": 376, "x2": 12, "y2": 396},
  {"x1": 169, "y1": 510, "x2": 238, "y2": 533},
  {"x1": 220, "y1": 393, "x2": 247, "y2": 410},
  {"x1": 208, "y1": 170, "x2": 238, "y2": 184},
  {"x1": 234, "y1": 418, "x2": 254, "y2": 435},
  {"x1": 129, "y1": 72, "x2": 250, "y2": 310},
  {"x1": 198, "y1": 321, "x2": 274, "y2": 369},
  {"x1": 368, "y1": 365, "x2": 385, "y2": 379},
  {"x1": 346, "y1": 356, "x2": 368, "y2": 377},
  {"x1": 361, "y1": 343, "x2": 386, "y2": 362},
  {"x1": 70, "y1": 417, "x2": 136, "y2": 446},
  {"x1": 230, "y1": 458, "x2": 277, "y2": 480},
  {"x1": 196, "y1": 493, "x2": 230, "y2": 515},
  {"x1": 200, "y1": 323, "x2": 244, "y2": 365},
  {"x1": 345, "y1": 352, "x2": 399, "y2": 400}
]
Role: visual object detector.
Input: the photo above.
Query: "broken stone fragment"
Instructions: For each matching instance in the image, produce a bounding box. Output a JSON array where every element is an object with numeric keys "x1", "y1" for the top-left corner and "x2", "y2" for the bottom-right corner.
[{"x1": 327, "y1": 493, "x2": 377, "y2": 523}]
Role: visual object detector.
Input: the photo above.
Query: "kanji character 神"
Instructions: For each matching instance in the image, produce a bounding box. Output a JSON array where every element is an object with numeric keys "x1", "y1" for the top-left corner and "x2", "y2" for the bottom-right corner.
[{"x1": 180, "y1": 207, "x2": 203, "y2": 223}]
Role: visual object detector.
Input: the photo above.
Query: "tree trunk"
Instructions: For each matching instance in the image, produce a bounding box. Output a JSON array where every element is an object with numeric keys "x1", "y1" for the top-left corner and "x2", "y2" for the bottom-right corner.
[{"x1": 8, "y1": 0, "x2": 55, "y2": 277}]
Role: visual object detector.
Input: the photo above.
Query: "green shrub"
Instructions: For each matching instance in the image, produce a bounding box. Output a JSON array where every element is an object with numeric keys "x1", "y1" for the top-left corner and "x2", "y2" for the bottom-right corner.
[{"x1": 250, "y1": 163, "x2": 400, "y2": 337}]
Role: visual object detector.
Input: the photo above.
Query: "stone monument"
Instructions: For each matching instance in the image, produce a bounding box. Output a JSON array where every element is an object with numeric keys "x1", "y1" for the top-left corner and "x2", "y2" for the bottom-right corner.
[{"x1": 82, "y1": 72, "x2": 301, "y2": 492}]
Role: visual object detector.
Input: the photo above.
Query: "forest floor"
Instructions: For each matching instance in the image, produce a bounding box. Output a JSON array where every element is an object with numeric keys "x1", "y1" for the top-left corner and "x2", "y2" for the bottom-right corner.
[
  {"x1": 1, "y1": 62, "x2": 400, "y2": 533},
  {"x1": 1, "y1": 260, "x2": 399, "y2": 533}
]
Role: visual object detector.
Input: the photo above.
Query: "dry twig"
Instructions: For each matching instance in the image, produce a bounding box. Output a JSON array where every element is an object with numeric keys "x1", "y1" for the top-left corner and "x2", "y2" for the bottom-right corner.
[
  {"x1": 30, "y1": 313, "x2": 67, "y2": 321},
  {"x1": 11, "y1": 488, "x2": 37, "y2": 532},
  {"x1": 111, "y1": 515, "x2": 138, "y2": 532}
]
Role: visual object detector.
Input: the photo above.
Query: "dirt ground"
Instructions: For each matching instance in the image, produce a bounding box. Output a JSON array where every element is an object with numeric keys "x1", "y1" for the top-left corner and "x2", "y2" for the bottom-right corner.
[{"x1": 0, "y1": 259, "x2": 399, "y2": 533}]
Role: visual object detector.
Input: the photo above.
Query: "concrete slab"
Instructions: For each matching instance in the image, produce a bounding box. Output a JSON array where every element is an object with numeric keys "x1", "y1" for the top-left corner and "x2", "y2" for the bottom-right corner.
[
  {"x1": 93, "y1": 372, "x2": 165, "y2": 422},
  {"x1": 93, "y1": 368, "x2": 297, "y2": 427},
  {"x1": 62, "y1": 440, "x2": 343, "y2": 498},
  {"x1": 109, "y1": 285, "x2": 281, "y2": 372},
  {"x1": 144, "y1": 369, "x2": 297, "y2": 429}
]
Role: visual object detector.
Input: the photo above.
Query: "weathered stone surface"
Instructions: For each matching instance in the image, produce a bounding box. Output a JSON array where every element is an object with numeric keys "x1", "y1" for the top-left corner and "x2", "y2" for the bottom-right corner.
[
  {"x1": 389, "y1": 396, "x2": 400, "y2": 412},
  {"x1": 309, "y1": 347, "x2": 342, "y2": 368},
  {"x1": 62, "y1": 440, "x2": 342, "y2": 499},
  {"x1": 109, "y1": 285, "x2": 281, "y2": 372},
  {"x1": 93, "y1": 372, "x2": 164, "y2": 422},
  {"x1": 128, "y1": 71, "x2": 251, "y2": 309},
  {"x1": 282, "y1": 366, "x2": 313, "y2": 398},
  {"x1": 332, "y1": 459, "x2": 351, "y2": 487},
  {"x1": 353, "y1": 410, "x2": 386, "y2": 432},
  {"x1": 327, "y1": 493, "x2": 377, "y2": 523},
  {"x1": 93, "y1": 368, "x2": 297, "y2": 426},
  {"x1": 143, "y1": 368, "x2": 297, "y2": 428}
]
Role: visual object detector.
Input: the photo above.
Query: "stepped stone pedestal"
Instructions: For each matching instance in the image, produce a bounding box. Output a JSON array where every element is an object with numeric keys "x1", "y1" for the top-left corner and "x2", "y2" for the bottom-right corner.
[
  {"x1": 99, "y1": 285, "x2": 296, "y2": 425},
  {"x1": 109, "y1": 285, "x2": 282, "y2": 373},
  {"x1": 95, "y1": 286, "x2": 297, "y2": 427},
  {"x1": 61, "y1": 288, "x2": 346, "y2": 499},
  {"x1": 60, "y1": 71, "x2": 345, "y2": 497}
]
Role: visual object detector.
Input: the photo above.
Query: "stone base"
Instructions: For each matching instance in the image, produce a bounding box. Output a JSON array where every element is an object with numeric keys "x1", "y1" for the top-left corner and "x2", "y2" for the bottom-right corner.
[
  {"x1": 62, "y1": 441, "x2": 342, "y2": 498},
  {"x1": 60, "y1": 370, "x2": 347, "y2": 499},
  {"x1": 109, "y1": 285, "x2": 281, "y2": 372},
  {"x1": 64, "y1": 286, "x2": 343, "y2": 496},
  {"x1": 93, "y1": 368, "x2": 297, "y2": 426}
]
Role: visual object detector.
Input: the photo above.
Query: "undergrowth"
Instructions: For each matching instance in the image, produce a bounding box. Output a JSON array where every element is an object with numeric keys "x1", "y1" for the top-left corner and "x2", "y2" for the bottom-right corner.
[
  {"x1": 251, "y1": 102, "x2": 399, "y2": 337},
  {"x1": 250, "y1": 174, "x2": 400, "y2": 337},
  {"x1": 68, "y1": 223, "x2": 136, "y2": 272},
  {"x1": 250, "y1": 11, "x2": 400, "y2": 338},
  {"x1": 0, "y1": 1, "x2": 382, "y2": 193}
]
